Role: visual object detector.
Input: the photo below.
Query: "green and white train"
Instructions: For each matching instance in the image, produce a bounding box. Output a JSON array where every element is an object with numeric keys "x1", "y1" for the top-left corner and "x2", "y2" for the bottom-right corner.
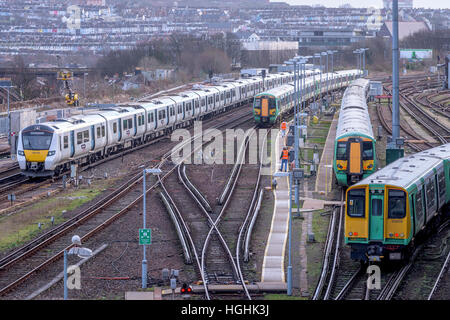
[
  {"x1": 346, "y1": 143, "x2": 450, "y2": 262},
  {"x1": 253, "y1": 69, "x2": 362, "y2": 126},
  {"x1": 333, "y1": 78, "x2": 377, "y2": 187}
]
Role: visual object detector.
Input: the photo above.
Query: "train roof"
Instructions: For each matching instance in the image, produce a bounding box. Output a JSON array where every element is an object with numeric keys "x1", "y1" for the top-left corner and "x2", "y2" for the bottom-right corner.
[
  {"x1": 255, "y1": 84, "x2": 294, "y2": 97},
  {"x1": 353, "y1": 143, "x2": 450, "y2": 190},
  {"x1": 336, "y1": 78, "x2": 373, "y2": 140}
]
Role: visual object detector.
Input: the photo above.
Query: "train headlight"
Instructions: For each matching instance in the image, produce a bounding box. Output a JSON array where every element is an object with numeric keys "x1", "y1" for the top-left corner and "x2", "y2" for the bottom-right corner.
[
  {"x1": 48, "y1": 151, "x2": 56, "y2": 156},
  {"x1": 18, "y1": 150, "x2": 24, "y2": 156},
  {"x1": 337, "y1": 164, "x2": 343, "y2": 169},
  {"x1": 367, "y1": 164, "x2": 373, "y2": 169},
  {"x1": 348, "y1": 232, "x2": 353, "y2": 236}
]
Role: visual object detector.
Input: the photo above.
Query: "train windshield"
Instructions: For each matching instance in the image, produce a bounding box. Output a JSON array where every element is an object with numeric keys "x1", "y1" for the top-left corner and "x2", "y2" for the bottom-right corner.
[
  {"x1": 388, "y1": 190, "x2": 406, "y2": 219},
  {"x1": 362, "y1": 141, "x2": 373, "y2": 160},
  {"x1": 254, "y1": 98, "x2": 261, "y2": 109},
  {"x1": 336, "y1": 142, "x2": 347, "y2": 160},
  {"x1": 347, "y1": 188, "x2": 365, "y2": 217},
  {"x1": 22, "y1": 131, "x2": 53, "y2": 150}
]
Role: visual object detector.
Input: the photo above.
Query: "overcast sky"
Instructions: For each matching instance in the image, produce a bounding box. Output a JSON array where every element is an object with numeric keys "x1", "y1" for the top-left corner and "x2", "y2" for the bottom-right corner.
[{"x1": 275, "y1": 0, "x2": 450, "y2": 9}]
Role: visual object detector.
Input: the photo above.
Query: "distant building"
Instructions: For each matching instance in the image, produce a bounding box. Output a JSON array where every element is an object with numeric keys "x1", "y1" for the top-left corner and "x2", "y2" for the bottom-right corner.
[
  {"x1": 383, "y1": 0, "x2": 413, "y2": 9},
  {"x1": 297, "y1": 28, "x2": 367, "y2": 48},
  {"x1": 378, "y1": 21, "x2": 429, "y2": 40}
]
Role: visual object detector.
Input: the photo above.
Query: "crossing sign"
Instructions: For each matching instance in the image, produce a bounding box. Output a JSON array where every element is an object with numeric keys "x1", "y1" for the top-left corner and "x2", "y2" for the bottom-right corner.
[{"x1": 139, "y1": 228, "x2": 151, "y2": 245}]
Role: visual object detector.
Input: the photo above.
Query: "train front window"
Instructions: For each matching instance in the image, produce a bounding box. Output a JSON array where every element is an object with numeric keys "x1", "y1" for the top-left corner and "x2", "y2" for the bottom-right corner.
[
  {"x1": 336, "y1": 142, "x2": 347, "y2": 160},
  {"x1": 268, "y1": 98, "x2": 276, "y2": 110},
  {"x1": 254, "y1": 98, "x2": 261, "y2": 109},
  {"x1": 362, "y1": 141, "x2": 373, "y2": 160},
  {"x1": 22, "y1": 131, "x2": 53, "y2": 150},
  {"x1": 388, "y1": 190, "x2": 406, "y2": 219},
  {"x1": 347, "y1": 188, "x2": 365, "y2": 217}
]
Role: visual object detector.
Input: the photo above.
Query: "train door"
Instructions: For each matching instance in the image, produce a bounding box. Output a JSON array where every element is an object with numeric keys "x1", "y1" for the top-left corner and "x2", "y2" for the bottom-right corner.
[
  {"x1": 70, "y1": 130, "x2": 75, "y2": 157},
  {"x1": 134, "y1": 115, "x2": 137, "y2": 136},
  {"x1": 261, "y1": 98, "x2": 269, "y2": 118},
  {"x1": 347, "y1": 139, "x2": 363, "y2": 179},
  {"x1": 118, "y1": 119, "x2": 122, "y2": 141},
  {"x1": 369, "y1": 194, "x2": 384, "y2": 241},
  {"x1": 90, "y1": 125, "x2": 95, "y2": 151}
]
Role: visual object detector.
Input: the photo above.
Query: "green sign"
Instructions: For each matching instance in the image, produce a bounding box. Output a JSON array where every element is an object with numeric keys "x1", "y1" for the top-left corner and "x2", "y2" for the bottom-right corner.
[{"x1": 139, "y1": 228, "x2": 151, "y2": 245}]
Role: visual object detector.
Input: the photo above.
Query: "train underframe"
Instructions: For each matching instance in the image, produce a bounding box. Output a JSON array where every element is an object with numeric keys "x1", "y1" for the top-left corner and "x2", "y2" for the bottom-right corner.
[{"x1": 350, "y1": 207, "x2": 449, "y2": 263}]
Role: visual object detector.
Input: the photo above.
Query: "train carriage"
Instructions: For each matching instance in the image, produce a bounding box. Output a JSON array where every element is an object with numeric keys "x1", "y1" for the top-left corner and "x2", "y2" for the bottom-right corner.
[
  {"x1": 253, "y1": 69, "x2": 362, "y2": 126},
  {"x1": 333, "y1": 78, "x2": 376, "y2": 186},
  {"x1": 346, "y1": 143, "x2": 450, "y2": 262}
]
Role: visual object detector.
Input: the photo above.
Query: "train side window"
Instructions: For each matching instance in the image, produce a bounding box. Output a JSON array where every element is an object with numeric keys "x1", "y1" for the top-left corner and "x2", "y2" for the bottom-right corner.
[
  {"x1": 388, "y1": 189, "x2": 406, "y2": 219},
  {"x1": 97, "y1": 127, "x2": 101, "y2": 138},
  {"x1": 113, "y1": 123, "x2": 117, "y2": 134},
  {"x1": 221, "y1": 93, "x2": 224, "y2": 101},
  {"x1": 102, "y1": 126, "x2": 105, "y2": 137},
  {"x1": 438, "y1": 172, "x2": 445, "y2": 199},
  {"x1": 216, "y1": 95, "x2": 219, "y2": 102},
  {"x1": 347, "y1": 189, "x2": 365, "y2": 217},
  {"x1": 336, "y1": 142, "x2": 347, "y2": 160},
  {"x1": 77, "y1": 132, "x2": 82, "y2": 145},
  {"x1": 123, "y1": 119, "x2": 128, "y2": 130},
  {"x1": 201, "y1": 99, "x2": 205, "y2": 107},
  {"x1": 63, "y1": 136, "x2": 68, "y2": 149},
  {"x1": 83, "y1": 130, "x2": 89, "y2": 143},
  {"x1": 425, "y1": 179, "x2": 436, "y2": 209},
  {"x1": 415, "y1": 191, "x2": 423, "y2": 219},
  {"x1": 128, "y1": 119, "x2": 132, "y2": 128},
  {"x1": 362, "y1": 141, "x2": 373, "y2": 160}
]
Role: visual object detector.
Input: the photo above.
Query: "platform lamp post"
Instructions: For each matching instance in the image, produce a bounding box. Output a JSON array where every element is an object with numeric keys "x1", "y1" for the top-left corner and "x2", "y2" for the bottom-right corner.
[
  {"x1": 321, "y1": 52, "x2": 329, "y2": 108},
  {"x1": 83, "y1": 73, "x2": 88, "y2": 104},
  {"x1": 141, "y1": 167, "x2": 162, "y2": 289},
  {"x1": 314, "y1": 53, "x2": 322, "y2": 109},
  {"x1": 353, "y1": 49, "x2": 362, "y2": 72},
  {"x1": 360, "y1": 48, "x2": 369, "y2": 76},
  {"x1": 327, "y1": 50, "x2": 338, "y2": 101},
  {"x1": 0, "y1": 78, "x2": 15, "y2": 147},
  {"x1": 386, "y1": 0, "x2": 404, "y2": 164}
]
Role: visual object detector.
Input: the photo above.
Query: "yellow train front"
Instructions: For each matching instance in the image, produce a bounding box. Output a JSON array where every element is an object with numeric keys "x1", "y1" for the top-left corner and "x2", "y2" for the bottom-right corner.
[
  {"x1": 16, "y1": 124, "x2": 59, "y2": 177},
  {"x1": 345, "y1": 144, "x2": 450, "y2": 262}
]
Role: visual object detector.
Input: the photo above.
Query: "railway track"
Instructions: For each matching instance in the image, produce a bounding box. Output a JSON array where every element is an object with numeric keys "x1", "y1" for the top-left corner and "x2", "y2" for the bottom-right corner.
[
  {"x1": 0, "y1": 110, "x2": 254, "y2": 299},
  {"x1": 378, "y1": 80, "x2": 446, "y2": 152},
  {"x1": 312, "y1": 190, "x2": 345, "y2": 300},
  {"x1": 157, "y1": 124, "x2": 271, "y2": 299},
  {"x1": 427, "y1": 220, "x2": 450, "y2": 300}
]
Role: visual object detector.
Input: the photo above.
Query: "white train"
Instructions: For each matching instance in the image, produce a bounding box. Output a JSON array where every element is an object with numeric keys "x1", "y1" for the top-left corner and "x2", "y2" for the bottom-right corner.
[{"x1": 17, "y1": 71, "x2": 303, "y2": 177}]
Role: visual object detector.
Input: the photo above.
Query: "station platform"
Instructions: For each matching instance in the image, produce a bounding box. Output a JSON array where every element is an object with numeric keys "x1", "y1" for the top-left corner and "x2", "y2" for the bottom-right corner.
[
  {"x1": 261, "y1": 113, "x2": 342, "y2": 294},
  {"x1": 261, "y1": 129, "x2": 289, "y2": 283},
  {"x1": 315, "y1": 112, "x2": 338, "y2": 195}
]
